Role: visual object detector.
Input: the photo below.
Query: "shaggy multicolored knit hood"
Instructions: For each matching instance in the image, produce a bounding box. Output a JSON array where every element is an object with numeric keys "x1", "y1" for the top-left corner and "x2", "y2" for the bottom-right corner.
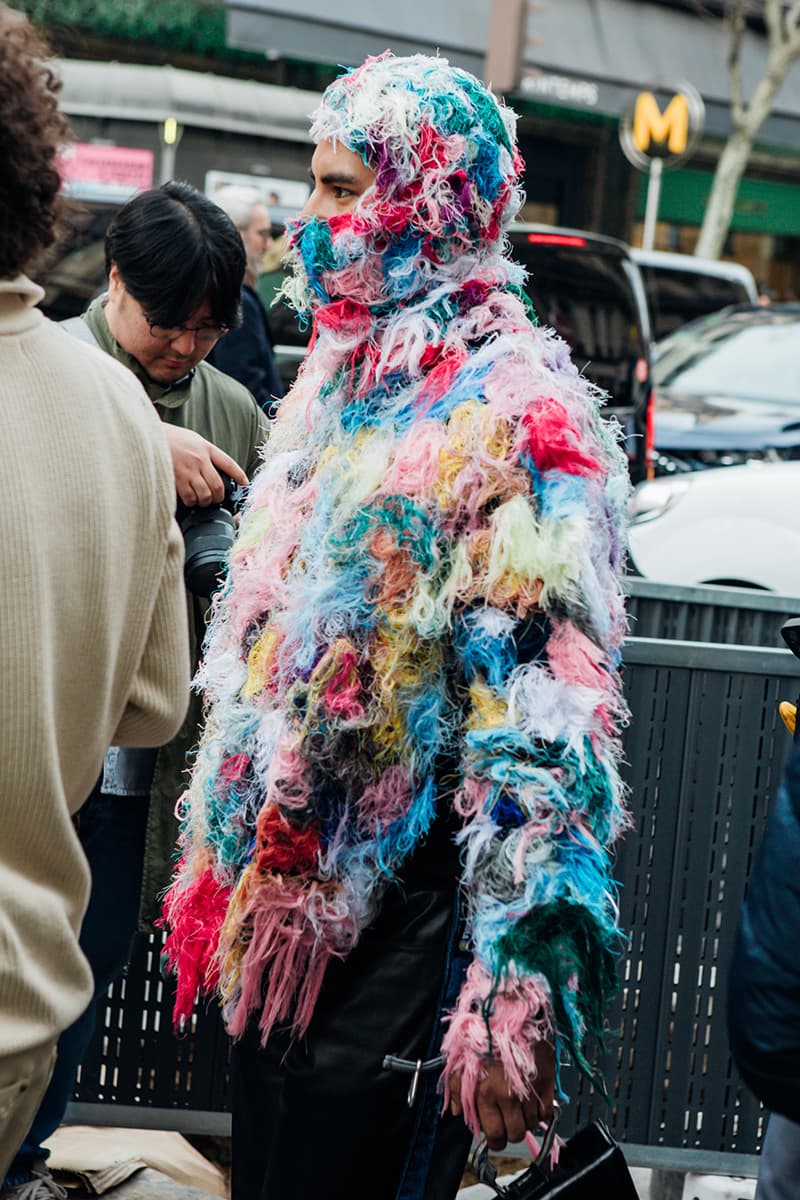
[
  {"x1": 162, "y1": 51, "x2": 630, "y2": 1127},
  {"x1": 282, "y1": 52, "x2": 524, "y2": 315}
]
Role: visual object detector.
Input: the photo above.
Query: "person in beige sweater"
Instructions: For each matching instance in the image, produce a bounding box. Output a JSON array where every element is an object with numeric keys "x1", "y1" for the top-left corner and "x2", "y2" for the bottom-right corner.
[{"x1": 0, "y1": 5, "x2": 190, "y2": 1181}]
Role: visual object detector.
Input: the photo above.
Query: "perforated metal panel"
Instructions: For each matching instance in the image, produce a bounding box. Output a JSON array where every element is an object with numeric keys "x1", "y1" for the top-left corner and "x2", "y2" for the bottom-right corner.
[
  {"x1": 559, "y1": 639, "x2": 800, "y2": 1154},
  {"x1": 70, "y1": 634, "x2": 800, "y2": 1155},
  {"x1": 74, "y1": 931, "x2": 230, "y2": 1114},
  {"x1": 626, "y1": 579, "x2": 800, "y2": 648}
]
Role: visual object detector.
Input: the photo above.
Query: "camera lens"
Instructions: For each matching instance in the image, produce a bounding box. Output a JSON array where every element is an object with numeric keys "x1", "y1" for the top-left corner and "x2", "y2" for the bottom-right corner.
[{"x1": 179, "y1": 507, "x2": 236, "y2": 596}]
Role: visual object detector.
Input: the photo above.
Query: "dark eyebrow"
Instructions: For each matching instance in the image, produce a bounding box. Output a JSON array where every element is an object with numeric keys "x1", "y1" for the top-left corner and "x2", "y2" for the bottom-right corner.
[{"x1": 307, "y1": 166, "x2": 360, "y2": 188}]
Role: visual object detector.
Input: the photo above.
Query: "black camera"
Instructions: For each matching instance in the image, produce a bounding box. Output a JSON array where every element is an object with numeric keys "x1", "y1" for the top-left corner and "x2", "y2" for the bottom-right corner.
[{"x1": 176, "y1": 471, "x2": 239, "y2": 597}]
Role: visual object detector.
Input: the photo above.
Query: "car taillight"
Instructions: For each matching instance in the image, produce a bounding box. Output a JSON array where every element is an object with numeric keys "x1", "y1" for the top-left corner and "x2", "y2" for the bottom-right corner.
[
  {"x1": 645, "y1": 389, "x2": 656, "y2": 480},
  {"x1": 526, "y1": 233, "x2": 587, "y2": 247}
]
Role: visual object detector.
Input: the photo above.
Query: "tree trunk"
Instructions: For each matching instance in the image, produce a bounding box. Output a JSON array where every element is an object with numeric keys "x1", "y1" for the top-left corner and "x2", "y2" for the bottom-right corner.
[
  {"x1": 695, "y1": 31, "x2": 795, "y2": 260},
  {"x1": 694, "y1": 125, "x2": 754, "y2": 259}
]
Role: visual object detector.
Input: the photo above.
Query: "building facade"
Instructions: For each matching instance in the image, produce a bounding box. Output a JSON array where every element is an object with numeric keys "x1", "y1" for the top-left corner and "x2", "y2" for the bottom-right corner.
[{"x1": 47, "y1": 0, "x2": 800, "y2": 297}]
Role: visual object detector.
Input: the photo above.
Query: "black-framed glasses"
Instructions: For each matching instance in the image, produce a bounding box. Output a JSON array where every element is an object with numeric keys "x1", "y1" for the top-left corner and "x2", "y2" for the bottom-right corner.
[{"x1": 146, "y1": 319, "x2": 229, "y2": 345}]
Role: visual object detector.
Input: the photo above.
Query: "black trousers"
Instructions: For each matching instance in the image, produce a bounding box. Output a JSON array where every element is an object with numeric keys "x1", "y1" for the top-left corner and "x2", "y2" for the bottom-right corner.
[{"x1": 230, "y1": 879, "x2": 473, "y2": 1200}]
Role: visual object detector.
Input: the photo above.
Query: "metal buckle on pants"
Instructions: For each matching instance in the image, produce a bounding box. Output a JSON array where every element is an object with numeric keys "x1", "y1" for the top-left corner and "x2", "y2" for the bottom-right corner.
[{"x1": 382, "y1": 1053, "x2": 445, "y2": 1108}]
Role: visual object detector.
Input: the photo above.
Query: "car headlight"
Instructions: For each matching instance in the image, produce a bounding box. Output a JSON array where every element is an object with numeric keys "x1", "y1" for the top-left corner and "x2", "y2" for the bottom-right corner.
[{"x1": 628, "y1": 478, "x2": 690, "y2": 524}]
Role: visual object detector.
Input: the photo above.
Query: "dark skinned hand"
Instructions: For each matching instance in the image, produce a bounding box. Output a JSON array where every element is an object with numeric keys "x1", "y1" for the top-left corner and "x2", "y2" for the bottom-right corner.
[{"x1": 449, "y1": 1040, "x2": 557, "y2": 1151}]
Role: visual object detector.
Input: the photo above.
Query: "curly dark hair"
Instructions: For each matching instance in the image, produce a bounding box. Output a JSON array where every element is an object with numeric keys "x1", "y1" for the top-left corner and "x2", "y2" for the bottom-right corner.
[{"x1": 0, "y1": 4, "x2": 72, "y2": 278}]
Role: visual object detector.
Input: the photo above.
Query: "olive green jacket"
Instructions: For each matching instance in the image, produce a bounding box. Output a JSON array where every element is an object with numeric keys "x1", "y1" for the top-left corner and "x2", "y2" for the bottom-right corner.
[{"x1": 83, "y1": 299, "x2": 269, "y2": 926}]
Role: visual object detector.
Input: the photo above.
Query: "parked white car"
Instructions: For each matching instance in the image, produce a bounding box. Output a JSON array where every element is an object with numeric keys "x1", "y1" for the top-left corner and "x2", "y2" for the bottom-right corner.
[{"x1": 628, "y1": 461, "x2": 800, "y2": 594}]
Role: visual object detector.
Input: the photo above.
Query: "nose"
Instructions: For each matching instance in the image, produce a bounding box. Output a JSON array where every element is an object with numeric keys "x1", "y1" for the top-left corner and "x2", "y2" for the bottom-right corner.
[
  {"x1": 300, "y1": 190, "x2": 324, "y2": 221},
  {"x1": 170, "y1": 328, "x2": 198, "y2": 354}
]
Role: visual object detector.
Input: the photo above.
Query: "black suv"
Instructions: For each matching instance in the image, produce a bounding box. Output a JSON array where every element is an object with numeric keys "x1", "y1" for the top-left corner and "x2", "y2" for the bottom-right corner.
[{"x1": 508, "y1": 225, "x2": 653, "y2": 484}]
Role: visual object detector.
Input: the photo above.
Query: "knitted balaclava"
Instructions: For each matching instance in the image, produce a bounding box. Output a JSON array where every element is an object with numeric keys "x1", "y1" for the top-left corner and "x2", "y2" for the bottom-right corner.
[{"x1": 282, "y1": 51, "x2": 524, "y2": 313}]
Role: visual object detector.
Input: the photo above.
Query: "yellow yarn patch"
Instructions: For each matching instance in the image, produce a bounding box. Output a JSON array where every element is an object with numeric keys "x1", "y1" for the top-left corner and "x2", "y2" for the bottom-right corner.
[
  {"x1": 468, "y1": 678, "x2": 508, "y2": 729},
  {"x1": 242, "y1": 627, "x2": 281, "y2": 700}
]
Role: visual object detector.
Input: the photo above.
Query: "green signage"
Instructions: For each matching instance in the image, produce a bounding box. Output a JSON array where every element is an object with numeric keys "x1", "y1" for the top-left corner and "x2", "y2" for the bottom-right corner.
[{"x1": 637, "y1": 166, "x2": 800, "y2": 236}]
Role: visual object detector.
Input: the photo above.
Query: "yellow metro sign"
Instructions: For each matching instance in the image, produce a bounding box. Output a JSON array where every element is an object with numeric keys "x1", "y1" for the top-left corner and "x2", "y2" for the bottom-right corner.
[
  {"x1": 620, "y1": 84, "x2": 704, "y2": 170},
  {"x1": 633, "y1": 92, "x2": 689, "y2": 157}
]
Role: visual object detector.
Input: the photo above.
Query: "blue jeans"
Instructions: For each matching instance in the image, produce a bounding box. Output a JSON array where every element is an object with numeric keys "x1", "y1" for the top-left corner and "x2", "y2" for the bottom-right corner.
[
  {"x1": 2, "y1": 789, "x2": 149, "y2": 1186},
  {"x1": 757, "y1": 1114, "x2": 800, "y2": 1200}
]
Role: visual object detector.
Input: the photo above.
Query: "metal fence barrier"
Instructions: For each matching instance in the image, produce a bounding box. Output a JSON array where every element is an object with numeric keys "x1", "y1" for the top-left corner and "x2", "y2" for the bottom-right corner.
[
  {"x1": 65, "y1": 594, "x2": 800, "y2": 1173},
  {"x1": 627, "y1": 578, "x2": 800, "y2": 647},
  {"x1": 558, "y1": 637, "x2": 800, "y2": 1164}
]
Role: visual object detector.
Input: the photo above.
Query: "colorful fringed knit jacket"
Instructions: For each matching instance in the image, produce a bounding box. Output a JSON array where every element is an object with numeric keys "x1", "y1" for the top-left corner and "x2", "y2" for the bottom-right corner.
[{"x1": 163, "y1": 52, "x2": 630, "y2": 1124}]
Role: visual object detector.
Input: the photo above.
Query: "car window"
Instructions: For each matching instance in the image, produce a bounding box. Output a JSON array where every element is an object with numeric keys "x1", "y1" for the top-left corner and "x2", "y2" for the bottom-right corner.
[
  {"x1": 509, "y1": 236, "x2": 647, "y2": 410},
  {"x1": 643, "y1": 266, "x2": 752, "y2": 341},
  {"x1": 655, "y1": 314, "x2": 800, "y2": 403}
]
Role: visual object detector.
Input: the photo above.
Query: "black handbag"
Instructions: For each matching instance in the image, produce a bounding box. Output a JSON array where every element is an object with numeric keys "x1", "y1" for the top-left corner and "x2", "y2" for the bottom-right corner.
[{"x1": 472, "y1": 1108, "x2": 639, "y2": 1199}]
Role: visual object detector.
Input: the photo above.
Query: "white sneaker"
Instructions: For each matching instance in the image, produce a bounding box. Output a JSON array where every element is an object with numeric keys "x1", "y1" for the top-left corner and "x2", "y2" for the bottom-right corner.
[{"x1": 0, "y1": 1163, "x2": 67, "y2": 1200}]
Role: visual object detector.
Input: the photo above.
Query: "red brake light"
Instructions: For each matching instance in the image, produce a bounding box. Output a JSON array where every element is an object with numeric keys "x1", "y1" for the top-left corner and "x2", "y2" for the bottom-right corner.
[
  {"x1": 526, "y1": 233, "x2": 587, "y2": 247},
  {"x1": 645, "y1": 389, "x2": 656, "y2": 480}
]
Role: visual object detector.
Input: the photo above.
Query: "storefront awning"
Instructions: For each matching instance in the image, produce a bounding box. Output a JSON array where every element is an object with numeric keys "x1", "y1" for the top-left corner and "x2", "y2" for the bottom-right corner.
[
  {"x1": 222, "y1": 0, "x2": 800, "y2": 147},
  {"x1": 225, "y1": 0, "x2": 487, "y2": 76},
  {"x1": 55, "y1": 59, "x2": 320, "y2": 141},
  {"x1": 522, "y1": 0, "x2": 800, "y2": 121}
]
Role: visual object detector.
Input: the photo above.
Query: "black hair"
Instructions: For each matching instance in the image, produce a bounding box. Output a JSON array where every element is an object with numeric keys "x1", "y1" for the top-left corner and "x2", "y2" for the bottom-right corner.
[{"x1": 104, "y1": 181, "x2": 245, "y2": 328}]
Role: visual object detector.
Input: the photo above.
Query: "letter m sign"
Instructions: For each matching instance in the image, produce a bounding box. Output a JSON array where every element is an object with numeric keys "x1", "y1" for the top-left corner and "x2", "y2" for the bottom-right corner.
[{"x1": 633, "y1": 92, "x2": 689, "y2": 156}]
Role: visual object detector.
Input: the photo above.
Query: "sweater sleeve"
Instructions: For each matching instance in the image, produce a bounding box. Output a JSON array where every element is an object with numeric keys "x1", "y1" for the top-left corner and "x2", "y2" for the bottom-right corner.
[
  {"x1": 113, "y1": 513, "x2": 190, "y2": 749},
  {"x1": 439, "y1": 349, "x2": 630, "y2": 1129}
]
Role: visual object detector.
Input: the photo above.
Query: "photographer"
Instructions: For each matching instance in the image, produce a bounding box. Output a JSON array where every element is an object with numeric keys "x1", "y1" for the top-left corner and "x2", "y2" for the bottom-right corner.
[{"x1": 2, "y1": 183, "x2": 267, "y2": 1200}]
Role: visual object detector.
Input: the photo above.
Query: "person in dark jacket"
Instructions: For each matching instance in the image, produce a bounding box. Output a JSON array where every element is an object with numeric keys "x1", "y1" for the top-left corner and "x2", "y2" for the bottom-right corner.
[
  {"x1": 729, "y1": 736, "x2": 800, "y2": 1200},
  {"x1": 208, "y1": 185, "x2": 284, "y2": 414}
]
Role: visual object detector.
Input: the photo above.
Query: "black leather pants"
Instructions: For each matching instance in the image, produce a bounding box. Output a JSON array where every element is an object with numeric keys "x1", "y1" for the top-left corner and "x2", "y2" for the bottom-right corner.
[{"x1": 230, "y1": 879, "x2": 472, "y2": 1200}]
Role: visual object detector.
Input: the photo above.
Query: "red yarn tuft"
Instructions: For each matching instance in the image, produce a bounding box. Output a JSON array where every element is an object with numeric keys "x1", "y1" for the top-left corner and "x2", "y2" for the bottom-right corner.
[
  {"x1": 161, "y1": 864, "x2": 232, "y2": 1031},
  {"x1": 219, "y1": 753, "x2": 251, "y2": 784},
  {"x1": 255, "y1": 807, "x2": 321, "y2": 875},
  {"x1": 522, "y1": 398, "x2": 602, "y2": 477},
  {"x1": 416, "y1": 123, "x2": 451, "y2": 170},
  {"x1": 314, "y1": 298, "x2": 373, "y2": 336},
  {"x1": 416, "y1": 346, "x2": 468, "y2": 413}
]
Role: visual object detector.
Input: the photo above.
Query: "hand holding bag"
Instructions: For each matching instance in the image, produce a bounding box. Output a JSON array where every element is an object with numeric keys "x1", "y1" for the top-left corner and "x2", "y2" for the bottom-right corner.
[{"x1": 472, "y1": 1106, "x2": 639, "y2": 1198}]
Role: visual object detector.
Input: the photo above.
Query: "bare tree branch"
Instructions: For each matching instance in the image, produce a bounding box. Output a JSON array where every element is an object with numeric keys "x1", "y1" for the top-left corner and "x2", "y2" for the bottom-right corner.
[
  {"x1": 764, "y1": 0, "x2": 784, "y2": 53},
  {"x1": 697, "y1": 0, "x2": 800, "y2": 257},
  {"x1": 727, "y1": 0, "x2": 748, "y2": 125},
  {"x1": 786, "y1": 0, "x2": 800, "y2": 47}
]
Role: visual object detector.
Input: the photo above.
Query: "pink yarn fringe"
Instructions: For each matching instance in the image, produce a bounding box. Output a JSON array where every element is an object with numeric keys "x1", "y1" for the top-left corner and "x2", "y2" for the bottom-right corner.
[
  {"x1": 547, "y1": 619, "x2": 626, "y2": 734},
  {"x1": 224, "y1": 876, "x2": 359, "y2": 1045},
  {"x1": 441, "y1": 960, "x2": 554, "y2": 1137},
  {"x1": 357, "y1": 764, "x2": 413, "y2": 835}
]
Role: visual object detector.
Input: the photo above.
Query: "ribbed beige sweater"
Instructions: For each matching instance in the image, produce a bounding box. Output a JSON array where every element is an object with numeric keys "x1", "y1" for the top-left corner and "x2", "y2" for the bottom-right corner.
[{"x1": 0, "y1": 276, "x2": 190, "y2": 1062}]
